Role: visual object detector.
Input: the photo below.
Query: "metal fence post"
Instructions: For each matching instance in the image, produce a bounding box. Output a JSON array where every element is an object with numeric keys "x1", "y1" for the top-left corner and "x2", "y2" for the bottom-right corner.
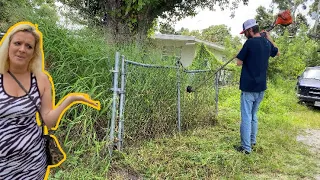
[
  {"x1": 109, "y1": 52, "x2": 120, "y2": 156},
  {"x1": 214, "y1": 71, "x2": 220, "y2": 119},
  {"x1": 176, "y1": 59, "x2": 181, "y2": 133},
  {"x1": 117, "y1": 55, "x2": 127, "y2": 151}
]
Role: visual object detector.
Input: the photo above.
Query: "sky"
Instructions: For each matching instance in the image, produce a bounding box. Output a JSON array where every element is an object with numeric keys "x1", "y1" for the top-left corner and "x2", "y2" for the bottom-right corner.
[{"x1": 174, "y1": 0, "x2": 316, "y2": 37}]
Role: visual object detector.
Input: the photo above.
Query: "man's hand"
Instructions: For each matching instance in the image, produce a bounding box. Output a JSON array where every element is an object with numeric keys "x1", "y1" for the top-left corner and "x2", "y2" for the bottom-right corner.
[
  {"x1": 260, "y1": 30, "x2": 272, "y2": 41},
  {"x1": 236, "y1": 58, "x2": 243, "y2": 66}
]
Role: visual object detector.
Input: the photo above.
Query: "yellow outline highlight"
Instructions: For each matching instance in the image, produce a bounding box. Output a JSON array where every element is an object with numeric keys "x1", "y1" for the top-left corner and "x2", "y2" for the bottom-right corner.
[{"x1": 2, "y1": 21, "x2": 101, "y2": 180}]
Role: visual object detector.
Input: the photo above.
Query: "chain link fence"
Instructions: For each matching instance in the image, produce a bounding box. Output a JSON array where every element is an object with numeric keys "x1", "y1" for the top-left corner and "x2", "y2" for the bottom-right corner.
[
  {"x1": 180, "y1": 69, "x2": 217, "y2": 130},
  {"x1": 107, "y1": 52, "x2": 239, "y2": 155},
  {"x1": 124, "y1": 60, "x2": 178, "y2": 141}
]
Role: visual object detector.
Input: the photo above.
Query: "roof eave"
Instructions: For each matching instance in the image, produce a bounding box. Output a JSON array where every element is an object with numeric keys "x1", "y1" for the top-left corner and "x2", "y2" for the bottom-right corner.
[{"x1": 153, "y1": 33, "x2": 225, "y2": 52}]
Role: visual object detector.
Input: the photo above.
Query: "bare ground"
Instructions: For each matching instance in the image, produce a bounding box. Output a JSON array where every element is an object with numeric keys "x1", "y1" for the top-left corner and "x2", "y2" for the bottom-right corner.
[{"x1": 297, "y1": 129, "x2": 320, "y2": 180}]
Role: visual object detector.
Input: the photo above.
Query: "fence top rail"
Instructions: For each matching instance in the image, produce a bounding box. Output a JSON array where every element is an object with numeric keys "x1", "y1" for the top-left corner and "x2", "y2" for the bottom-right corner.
[
  {"x1": 183, "y1": 69, "x2": 213, "y2": 73},
  {"x1": 125, "y1": 59, "x2": 223, "y2": 74},
  {"x1": 125, "y1": 60, "x2": 178, "y2": 69}
]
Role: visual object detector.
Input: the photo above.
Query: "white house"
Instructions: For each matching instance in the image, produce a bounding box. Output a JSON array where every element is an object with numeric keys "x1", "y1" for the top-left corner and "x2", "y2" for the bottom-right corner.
[{"x1": 151, "y1": 33, "x2": 226, "y2": 68}]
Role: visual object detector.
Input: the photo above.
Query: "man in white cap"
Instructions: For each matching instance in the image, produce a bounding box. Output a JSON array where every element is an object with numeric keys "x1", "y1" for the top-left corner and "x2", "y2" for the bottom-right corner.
[{"x1": 234, "y1": 19, "x2": 280, "y2": 154}]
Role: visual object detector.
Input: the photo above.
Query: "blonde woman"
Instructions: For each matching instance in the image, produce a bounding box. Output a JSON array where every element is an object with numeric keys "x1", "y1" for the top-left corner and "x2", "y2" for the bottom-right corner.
[{"x1": 0, "y1": 22, "x2": 99, "y2": 179}]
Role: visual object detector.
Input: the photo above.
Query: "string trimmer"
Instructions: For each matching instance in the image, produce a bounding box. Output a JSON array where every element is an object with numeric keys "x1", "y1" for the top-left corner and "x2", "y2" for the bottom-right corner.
[{"x1": 261, "y1": 9, "x2": 293, "y2": 36}]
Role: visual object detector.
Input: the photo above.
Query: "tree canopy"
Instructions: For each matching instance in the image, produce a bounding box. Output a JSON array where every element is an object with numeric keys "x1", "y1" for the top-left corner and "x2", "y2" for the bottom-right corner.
[
  {"x1": 59, "y1": 0, "x2": 249, "y2": 42},
  {"x1": 0, "y1": 0, "x2": 58, "y2": 31},
  {"x1": 253, "y1": 0, "x2": 319, "y2": 76},
  {"x1": 201, "y1": 25, "x2": 232, "y2": 45},
  {"x1": 254, "y1": 6, "x2": 309, "y2": 37}
]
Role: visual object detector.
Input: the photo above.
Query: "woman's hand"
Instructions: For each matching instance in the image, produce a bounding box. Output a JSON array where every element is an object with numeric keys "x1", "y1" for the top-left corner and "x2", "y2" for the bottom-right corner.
[
  {"x1": 42, "y1": 93, "x2": 101, "y2": 129},
  {"x1": 67, "y1": 93, "x2": 100, "y2": 110}
]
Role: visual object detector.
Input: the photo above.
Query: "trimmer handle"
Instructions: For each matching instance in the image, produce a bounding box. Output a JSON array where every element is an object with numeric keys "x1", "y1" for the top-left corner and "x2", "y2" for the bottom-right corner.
[
  {"x1": 260, "y1": 24, "x2": 275, "y2": 37},
  {"x1": 265, "y1": 25, "x2": 275, "y2": 32}
]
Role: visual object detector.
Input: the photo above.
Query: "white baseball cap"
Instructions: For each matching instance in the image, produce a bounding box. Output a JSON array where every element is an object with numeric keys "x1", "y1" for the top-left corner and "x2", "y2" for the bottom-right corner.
[{"x1": 240, "y1": 19, "x2": 258, "y2": 34}]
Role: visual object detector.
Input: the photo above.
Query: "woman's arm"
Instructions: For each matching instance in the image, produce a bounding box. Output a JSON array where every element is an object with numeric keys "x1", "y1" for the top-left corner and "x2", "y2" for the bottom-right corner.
[{"x1": 38, "y1": 72, "x2": 99, "y2": 128}]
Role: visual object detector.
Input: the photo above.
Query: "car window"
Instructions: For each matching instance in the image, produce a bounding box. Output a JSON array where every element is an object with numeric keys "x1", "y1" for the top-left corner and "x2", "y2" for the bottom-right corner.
[{"x1": 302, "y1": 69, "x2": 320, "y2": 80}]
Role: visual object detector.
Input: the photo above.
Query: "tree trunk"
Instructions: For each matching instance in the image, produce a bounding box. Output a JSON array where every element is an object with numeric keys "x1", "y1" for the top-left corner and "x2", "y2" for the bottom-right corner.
[{"x1": 99, "y1": 0, "x2": 158, "y2": 44}]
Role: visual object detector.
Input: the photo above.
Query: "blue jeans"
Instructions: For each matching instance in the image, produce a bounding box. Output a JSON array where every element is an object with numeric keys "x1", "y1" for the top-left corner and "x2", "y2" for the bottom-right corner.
[{"x1": 240, "y1": 91, "x2": 265, "y2": 152}]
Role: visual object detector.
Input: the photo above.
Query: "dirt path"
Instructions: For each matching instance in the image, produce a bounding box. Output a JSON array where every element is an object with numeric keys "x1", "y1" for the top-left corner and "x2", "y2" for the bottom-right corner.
[{"x1": 296, "y1": 129, "x2": 320, "y2": 180}]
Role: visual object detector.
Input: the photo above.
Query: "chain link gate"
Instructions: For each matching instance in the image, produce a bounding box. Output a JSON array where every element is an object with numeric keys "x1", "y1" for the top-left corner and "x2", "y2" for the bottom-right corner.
[{"x1": 108, "y1": 52, "x2": 235, "y2": 156}]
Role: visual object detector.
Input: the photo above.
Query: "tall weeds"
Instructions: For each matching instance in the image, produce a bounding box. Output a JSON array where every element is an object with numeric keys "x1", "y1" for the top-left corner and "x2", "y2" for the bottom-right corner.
[
  {"x1": 37, "y1": 18, "x2": 223, "y2": 177},
  {"x1": 1, "y1": 3, "x2": 238, "y2": 178}
]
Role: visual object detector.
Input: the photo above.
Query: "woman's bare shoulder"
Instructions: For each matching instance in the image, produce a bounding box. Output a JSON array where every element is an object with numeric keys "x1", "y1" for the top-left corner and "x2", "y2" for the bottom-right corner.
[
  {"x1": 35, "y1": 71, "x2": 52, "y2": 95},
  {"x1": 36, "y1": 72, "x2": 51, "y2": 84}
]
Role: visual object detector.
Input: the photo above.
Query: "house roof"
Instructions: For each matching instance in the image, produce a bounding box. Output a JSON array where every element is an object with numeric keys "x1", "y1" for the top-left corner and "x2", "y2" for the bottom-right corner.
[
  {"x1": 153, "y1": 33, "x2": 225, "y2": 52},
  {"x1": 0, "y1": 32, "x2": 226, "y2": 53}
]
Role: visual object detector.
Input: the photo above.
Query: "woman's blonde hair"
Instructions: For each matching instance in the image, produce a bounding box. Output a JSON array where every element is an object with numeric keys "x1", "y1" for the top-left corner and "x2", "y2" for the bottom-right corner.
[{"x1": 0, "y1": 21, "x2": 43, "y2": 75}]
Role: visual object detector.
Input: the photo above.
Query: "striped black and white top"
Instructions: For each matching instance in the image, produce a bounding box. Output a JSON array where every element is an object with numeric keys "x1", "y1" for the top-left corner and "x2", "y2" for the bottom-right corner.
[{"x1": 0, "y1": 73, "x2": 47, "y2": 179}]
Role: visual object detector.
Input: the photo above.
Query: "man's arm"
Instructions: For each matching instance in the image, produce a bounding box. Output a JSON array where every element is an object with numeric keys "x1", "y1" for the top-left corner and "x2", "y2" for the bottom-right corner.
[
  {"x1": 268, "y1": 38, "x2": 280, "y2": 57},
  {"x1": 262, "y1": 30, "x2": 280, "y2": 56}
]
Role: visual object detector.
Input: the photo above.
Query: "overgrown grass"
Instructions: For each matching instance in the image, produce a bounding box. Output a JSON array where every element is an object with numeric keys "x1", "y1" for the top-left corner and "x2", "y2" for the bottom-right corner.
[
  {"x1": 37, "y1": 24, "x2": 319, "y2": 178},
  {"x1": 110, "y1": 78, "x2": 320, "y2": 179},
  {"x1": 38, "y1": 20, "x2": 219, "y2": 178}
]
